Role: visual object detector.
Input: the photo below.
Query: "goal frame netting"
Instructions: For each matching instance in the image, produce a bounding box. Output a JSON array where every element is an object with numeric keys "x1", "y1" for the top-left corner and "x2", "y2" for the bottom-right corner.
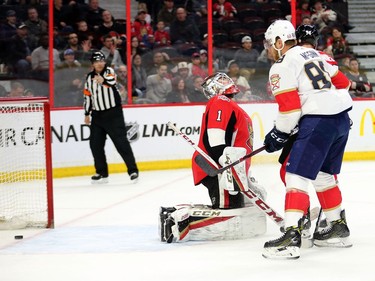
[{"x1": 0, "y1": 97, "x2": 54, "y2": 229}]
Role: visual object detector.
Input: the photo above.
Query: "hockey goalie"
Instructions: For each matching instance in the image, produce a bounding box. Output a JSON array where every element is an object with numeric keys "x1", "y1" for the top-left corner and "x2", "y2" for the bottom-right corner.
[{"x1": 159, "y1": 73, "x2": 267, "y2": 243}]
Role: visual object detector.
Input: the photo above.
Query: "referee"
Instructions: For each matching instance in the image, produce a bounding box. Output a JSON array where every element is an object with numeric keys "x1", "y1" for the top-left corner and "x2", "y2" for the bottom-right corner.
[{"x1": 83, "y1": 51, "x2": 139, "y2": 184}]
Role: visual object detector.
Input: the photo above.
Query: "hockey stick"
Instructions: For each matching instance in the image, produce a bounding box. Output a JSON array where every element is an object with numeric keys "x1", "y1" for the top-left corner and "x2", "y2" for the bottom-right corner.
[
  {"x1": 167, "y1": 121, "x2": 285, "y2": 228},
  {"x1": 195, "y1": 146, "x2": 266, "y2": 177},
  {"x1": 167, "y1": 121, "x2": 220, "y2": 169},
  {"x1": 167, "y1": 121, "x2": 266, "y2": 176}
]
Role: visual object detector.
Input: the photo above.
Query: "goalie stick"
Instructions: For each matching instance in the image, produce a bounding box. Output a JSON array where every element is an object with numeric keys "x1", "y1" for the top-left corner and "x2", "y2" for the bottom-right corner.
[
  {"x1": 167, "y1": 121, "x2": 266, "y2": 176},
  {"x1": 195, "y1": 146, "x2": 266, "y2": 176}
]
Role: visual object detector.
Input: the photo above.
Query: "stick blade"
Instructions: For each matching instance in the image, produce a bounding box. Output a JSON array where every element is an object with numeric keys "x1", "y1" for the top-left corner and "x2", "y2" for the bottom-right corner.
[{"x1": 195, "y1": 154, "x2": 220, "y2": 177}]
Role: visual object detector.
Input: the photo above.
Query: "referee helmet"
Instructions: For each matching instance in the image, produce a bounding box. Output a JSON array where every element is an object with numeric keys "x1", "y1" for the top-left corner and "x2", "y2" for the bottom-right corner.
[{"x1": 90, "y1": 51, "x2": 106, "y2": 63}]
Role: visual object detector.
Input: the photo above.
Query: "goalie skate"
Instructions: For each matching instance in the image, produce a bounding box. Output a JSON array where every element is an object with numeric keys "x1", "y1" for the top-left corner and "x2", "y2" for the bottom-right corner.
[{"x1": 159, "y1": 207, "x2": 176, "y2": 243}]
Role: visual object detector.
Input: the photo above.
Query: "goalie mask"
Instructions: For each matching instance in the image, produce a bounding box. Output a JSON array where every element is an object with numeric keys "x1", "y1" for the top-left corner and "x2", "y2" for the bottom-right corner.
[
  {"x1": 201, "y1": 73, "x2": 240, "y2": 99},
  {"x1": 296, "y1": 24, "x2": 319, "y2": 48}
]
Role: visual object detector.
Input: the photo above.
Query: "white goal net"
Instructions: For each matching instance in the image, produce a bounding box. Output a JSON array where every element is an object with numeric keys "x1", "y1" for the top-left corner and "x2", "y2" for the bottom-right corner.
[{"x1": 0, "y1": 98, "x2": 54, "y2": 229}]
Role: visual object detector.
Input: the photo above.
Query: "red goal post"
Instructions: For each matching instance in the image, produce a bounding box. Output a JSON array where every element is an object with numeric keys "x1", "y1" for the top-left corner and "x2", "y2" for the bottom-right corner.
[{"x1": 0, "y1": 97, "x2": 54, "y2": 229}]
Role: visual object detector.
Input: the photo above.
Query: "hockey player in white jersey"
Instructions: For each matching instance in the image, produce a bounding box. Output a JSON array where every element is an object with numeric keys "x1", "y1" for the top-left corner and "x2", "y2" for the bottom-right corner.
[{"x1": 262, "y1": 20, "x2": 353, "y2": 259}]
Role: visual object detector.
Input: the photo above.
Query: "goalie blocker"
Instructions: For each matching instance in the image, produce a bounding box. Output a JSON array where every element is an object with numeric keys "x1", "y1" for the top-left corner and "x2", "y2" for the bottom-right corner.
[{"x1": 159, "y1": 204, "x2": 266, "y2": 243}]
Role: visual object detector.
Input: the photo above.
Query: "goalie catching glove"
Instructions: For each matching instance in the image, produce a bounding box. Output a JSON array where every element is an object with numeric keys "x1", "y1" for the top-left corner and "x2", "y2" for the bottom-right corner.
[{"x1": 264, "y1": 127, "x2": 290, "y2": 153}]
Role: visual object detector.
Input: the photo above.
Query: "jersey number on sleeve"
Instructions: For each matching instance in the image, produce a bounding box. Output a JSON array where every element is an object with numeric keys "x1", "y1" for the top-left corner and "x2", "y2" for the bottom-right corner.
[{"x1": 305, "y1": 61, "x2": 332, "y2": 90}]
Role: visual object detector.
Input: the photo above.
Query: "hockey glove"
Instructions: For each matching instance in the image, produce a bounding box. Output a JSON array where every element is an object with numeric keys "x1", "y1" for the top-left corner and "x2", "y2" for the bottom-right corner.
[{"x1": 264, "y1": 127, "x2": 290, "y2": 153}]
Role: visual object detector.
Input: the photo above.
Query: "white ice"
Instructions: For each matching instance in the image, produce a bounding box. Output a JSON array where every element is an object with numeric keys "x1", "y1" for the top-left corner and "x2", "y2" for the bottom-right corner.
[{"x1": 0, "y1": 161, "x2": 374, "y2": 281}]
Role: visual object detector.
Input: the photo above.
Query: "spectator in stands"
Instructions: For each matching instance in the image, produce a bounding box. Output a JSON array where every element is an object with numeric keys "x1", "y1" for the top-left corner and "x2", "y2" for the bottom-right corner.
[
  {"x1": 53, "y1": 0, "x2": 76, "y2": 32},
  {"x1": 154, "y1": 21, "x2": 171, "y2": 47},
  {"x1": 166, "y1": 77, "x2": 191, "y2": 103},
  {"x1": 62, "y1": 32, "x2": 92, "y2": 65},
  {"x1": 187, "y1": 75, "x2": 207, "y2": 103},
  {"x1": 0, "y1": 9, "x2": 19, "y2": 65},
  {"x1": 157, "y1": 0, "x2": 176, "y2": 30},
  {"x1": 233, "y1": 35, "x2": 259, "y2": 81},
  {"x1": 100, "y1": 34, "x2": 124, "y2": 70},
  {"x1": 137, "y1": 2, "x2": 152, "y2": 25},
  {"x1": 132, "y1": 9, "x2": 154, "y2": 49},
  {"x1": 296, "y1": 0, "x2": 311, "y2": 26},
  {"x1": 189, "y1": 52, "x2": 208, "y2": 79},
  {"x1": 132, "y1": 53, "x2": 148, "y2": 98},
  {"x1": 0, "y1": 85, "x2": 7, "y2": 97},
  {"x1": 31, "y1": 33, "x2": 61, "y2": 81},
  {"x1": 62, "y1": 32, "x2": 80, "y2": 52},
  {"x1": 174, "y1": 61, "x2": 191, "y2": 81},
  {"x1": 83, "y1": 0, "x2": 105, "y2": 31},
  {"x1": 8, "y1": 81, "x2": 25, "y2": 97},
  {"x1": 226, "y1": 60, "x2": 252, "y2": 101},
  {"x1": 129, "y1": 36, "x2": 145, "y2": 59},
  {"x1": 344, "y1": 57, "x2": 374, "y2": 98},
  {"x1": 76, "y1": 20, "x2": 98, "y2": 49},
  {"x1": 199, "y1": 49, "x2": 208, "y2": 72},
  {"x1": 169, "y1": 7, "x2": 200, "y2": 45},
  {"x1": 7, "y1": 24, "x2": 34, "y2": 78},
  {"x1": 55, "y1": 48, "x2": 86, "y2": 107},
  {"x1": 0, "y1": 10, "x2": 19, "y2": 42},
  {"x1": 339, "y1": 55, "x2": 351, "y2": 72},
  {"x1": 192, "y1": 0, "x2": 208, "y2": 19},
  {"x1": 23, "y1": 88, "x2": 35, "y2": 97},
  {"x1": 53, "y1": 26, "x2": 66, "y2": 50},
  {"x1": 115, "y1": 64, "x2": 138, "y2": 103},
  {"x1": 311, "y1": 0, "x2": 337, "y2": 33},
  {"x1": 146, "y1": 62, "x2": 172, "y2": 103},
  {"x1": 324, "y1": 26, "x2": 350, "y2": 61},
  {"x1": 146, "y1": 51, "x2": 172, "y2": 76},
  {"x1": 97, "y1": 10, "x2": 124, "y2": 42},
  {"x1": 24, "y1": 7, "x2": 48, "y2": 48},
  {"x1": 213, "y1": 0, "x2": 237, "y2": 21}
]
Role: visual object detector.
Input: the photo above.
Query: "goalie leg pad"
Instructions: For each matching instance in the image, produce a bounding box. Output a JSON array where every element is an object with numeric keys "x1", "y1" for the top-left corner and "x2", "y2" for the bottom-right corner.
[{"x1": 159, "y1": 204, "x2": 267, "y2": 242}]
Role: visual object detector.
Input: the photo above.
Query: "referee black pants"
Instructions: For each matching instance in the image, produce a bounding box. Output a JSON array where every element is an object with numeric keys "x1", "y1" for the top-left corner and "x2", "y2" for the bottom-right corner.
[{"x1": 90, "y1": 106, "x2": 138, "y2": 177}]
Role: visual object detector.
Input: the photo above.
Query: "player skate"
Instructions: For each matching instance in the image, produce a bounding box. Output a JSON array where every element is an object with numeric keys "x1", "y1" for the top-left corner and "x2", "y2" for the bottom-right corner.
[
  {"x1": 262, "y1": 217, "x2": 305, "y2": 259},
  {"x1": 313, "y1": 210, "x2": 352, "y2": 248}
]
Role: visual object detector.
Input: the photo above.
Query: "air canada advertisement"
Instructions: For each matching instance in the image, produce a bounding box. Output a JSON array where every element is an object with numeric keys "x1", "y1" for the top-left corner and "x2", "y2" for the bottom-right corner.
[{"x1": 1, "y1": 101, "x2": 374, "y2": 169}]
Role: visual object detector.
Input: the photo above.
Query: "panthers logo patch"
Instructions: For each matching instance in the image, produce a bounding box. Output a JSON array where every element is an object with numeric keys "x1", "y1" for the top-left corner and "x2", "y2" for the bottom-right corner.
[{"x1": 270, "y1": 74, "x2": 281, "y2": 91}]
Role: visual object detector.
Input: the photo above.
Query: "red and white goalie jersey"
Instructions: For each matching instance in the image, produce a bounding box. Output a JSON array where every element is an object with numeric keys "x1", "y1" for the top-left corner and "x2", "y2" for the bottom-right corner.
[
  {"x1": 269, "y1": 46, "x2": 353, "y2": 133},
  {"x1": 192, "y1": 94, "x2": 253, "y2": 185}
]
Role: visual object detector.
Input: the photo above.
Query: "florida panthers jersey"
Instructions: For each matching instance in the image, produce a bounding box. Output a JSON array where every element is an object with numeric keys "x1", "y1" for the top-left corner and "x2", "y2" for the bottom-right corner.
[
  {"x1": 269, "y1": 46, "x2": 353, "y2": 133},
  {"x1": 192, "y1": 95, "x2": 253, "y2": 185}
]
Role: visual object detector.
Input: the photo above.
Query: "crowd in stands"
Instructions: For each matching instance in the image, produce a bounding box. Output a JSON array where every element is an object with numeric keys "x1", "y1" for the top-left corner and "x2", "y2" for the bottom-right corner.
[{"x1": 0, "y1": 0, "x2": 373, "y2": 104}]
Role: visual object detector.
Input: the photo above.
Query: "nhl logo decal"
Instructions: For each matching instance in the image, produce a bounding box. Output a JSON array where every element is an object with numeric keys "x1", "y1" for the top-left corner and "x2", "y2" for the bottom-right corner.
[{"x1": 125, "y1": 122, "x2": 140, "y2": 142}]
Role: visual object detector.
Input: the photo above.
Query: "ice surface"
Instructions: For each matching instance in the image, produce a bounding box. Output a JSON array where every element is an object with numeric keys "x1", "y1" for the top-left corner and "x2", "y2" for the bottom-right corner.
[{"x1": 0, "y1": 161, "x2": 374, "y2": 281}]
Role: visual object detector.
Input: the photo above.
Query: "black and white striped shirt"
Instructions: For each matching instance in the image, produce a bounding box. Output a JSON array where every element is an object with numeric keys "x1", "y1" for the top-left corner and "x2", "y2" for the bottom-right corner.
[{"x1": 83, "y1": 66, "x2": 122, "y2": 115}]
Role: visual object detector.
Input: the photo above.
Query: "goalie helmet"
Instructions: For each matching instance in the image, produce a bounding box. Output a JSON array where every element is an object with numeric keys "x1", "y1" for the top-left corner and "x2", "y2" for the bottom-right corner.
[
  {"x1": 201, "y1": 73, "x2": 240, "y2": 99},
  {"x1": 296, "y1": 24, "x2": 319, "y2": 47},
  {"x1": 90, "y1": 51, "x2": 106, "y2": 63},
  {"x1": 264, "y1": 20, "x2": 296, "y2": 48}
]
